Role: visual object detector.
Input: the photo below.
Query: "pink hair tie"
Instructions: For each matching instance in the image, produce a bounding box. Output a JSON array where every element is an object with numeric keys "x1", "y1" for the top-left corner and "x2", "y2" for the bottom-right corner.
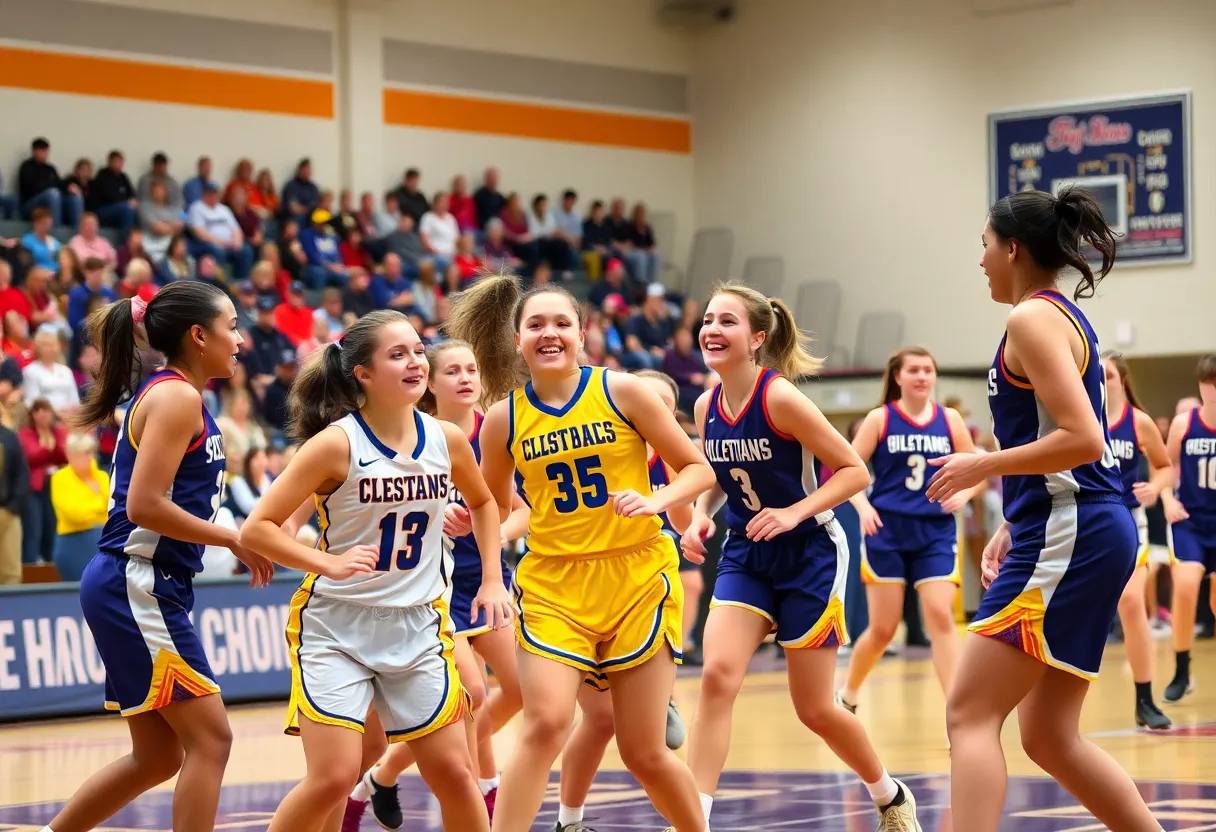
[{"x1": 130, "y1": 296, "x2": 148, "y2": 325}]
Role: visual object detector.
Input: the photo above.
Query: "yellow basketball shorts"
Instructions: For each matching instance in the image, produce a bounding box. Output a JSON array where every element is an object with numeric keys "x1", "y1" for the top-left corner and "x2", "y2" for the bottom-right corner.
[{"x1": 512, "y1": 536, "x2": 684, "y2": 691}]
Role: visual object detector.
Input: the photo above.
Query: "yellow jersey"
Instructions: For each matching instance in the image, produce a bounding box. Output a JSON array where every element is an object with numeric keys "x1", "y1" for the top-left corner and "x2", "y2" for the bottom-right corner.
[{"x1": 509, "y1": 366, "x2": 662, "y2": 558}]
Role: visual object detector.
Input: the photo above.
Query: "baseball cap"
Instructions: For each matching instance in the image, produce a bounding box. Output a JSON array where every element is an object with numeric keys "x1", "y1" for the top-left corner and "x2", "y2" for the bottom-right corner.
[
  {"x1": 606, "y1": 257, "x2": 624, "y2": 272},
  {"x1": 235, "y1": 280, "x2": 255, "y2": 294},
  {"x1": 646, "y1": 282, "x2": 666, "y2": 298},
  {"x1": 311, "y1": 209, "x2": 332, "y2": 225},
  {"x1": 256, "y1": 295, "x2": 277, "y2": 312}
]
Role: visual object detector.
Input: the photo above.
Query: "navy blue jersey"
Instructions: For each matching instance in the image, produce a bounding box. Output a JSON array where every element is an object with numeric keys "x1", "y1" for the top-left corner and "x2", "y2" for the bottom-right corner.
[
  {"x1": 98, "y1": 369, "x2": 227, "y2": 575},
  {"x1": 1177, "y1": 408, "x2": 1216, "y2": 518},
  {"x1": 449, "y1": 410, "x2": 484, "y2": 577},
  {"x1": 868, "y1": 402, "x2": 953, "y2": 517},
  {"x1": 703, "y1": 369, "x2": 832, "y2": 536},
  {"x1": 986, "y1": 290, "x2": 1122, "y2": 523},
  {"x1": 1108, "y1": 403, "x2": 1144, "y2": 509},
  {"x1": 648, "y1": 453, "x2": 678, "y2": 538}
]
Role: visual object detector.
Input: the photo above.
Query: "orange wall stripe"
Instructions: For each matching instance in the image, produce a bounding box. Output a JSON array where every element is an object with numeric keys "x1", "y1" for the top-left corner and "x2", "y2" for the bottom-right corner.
[
  {"x1": 384, "y1": 88, "x2": 690, "y2": 154},
  {"x1": 0, "y1": 46, "x2": 333, "y2": 120}
]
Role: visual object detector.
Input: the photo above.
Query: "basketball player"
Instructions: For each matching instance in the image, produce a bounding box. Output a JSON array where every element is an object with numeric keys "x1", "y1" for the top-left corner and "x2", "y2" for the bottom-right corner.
[
  {"x1": 40, "y1": 283, "x2": 274, "y2": 832},
  {"x1": 346, "y1": 340, "x2": 529, "y2": 830},
  {"x1": 926, "y1": 187, "x2": 1161, "y2": 830},
  {"x1": 837, "y1": 346, "x2": 978, "y2": 713},
  {"x1": 239, "y1": 310, "x2": 515, "y2": 832},
  {"x1": 1161, "y1": 354, "x2": 1216, "y2": 703},
  {"x1": 551, "y1": 370, "x2": 693, "y2": 832},
  {"x1": 681, "y1": 282, "x2": 922, "y2": 831},
  {"x1": 446, "y1": 275, "x2": 714, "y2": 832},
  {"x1": 1102, "y1": 351, "x2": 1173, "y2": 728}
]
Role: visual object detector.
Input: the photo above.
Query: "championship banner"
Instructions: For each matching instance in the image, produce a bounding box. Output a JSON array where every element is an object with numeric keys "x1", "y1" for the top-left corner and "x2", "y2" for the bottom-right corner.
[
  {"x1": 988, "y1": 92, "x2": 1191, "y2": 267},
  {"x1": 0, "y1": 576, "x2": 300, "y2": 722}
]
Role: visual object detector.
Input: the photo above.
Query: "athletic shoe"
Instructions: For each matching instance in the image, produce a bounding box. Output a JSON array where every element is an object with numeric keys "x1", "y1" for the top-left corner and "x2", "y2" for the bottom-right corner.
[
  {"x1": 1136, "y1": 699, "x2": 1172, "y2": 730},
  {"x1": 834, "y1": 689, "x2": 857, "y2": 714},
  {"x1": 364, "y1": 768, "x2": 403, "y2": 831},
  {"x1": 552, "y1": 823, "x2": 598, "y2": 831},
  {"x1": 1163, "y1": 674, "x2": 1196, "y2": 703},
  {"x1": 877, "y1": 779, "x2": 922, "y2": 831},
  {"x1": 341, "y1": 797, "x2": 367, "y2": 832},
  {"x1": 666, "y1": 699, "x2": 687, "y2": 750},
  {"x1": 483, "y1": 786, "x2": 497, "y2": 821}
]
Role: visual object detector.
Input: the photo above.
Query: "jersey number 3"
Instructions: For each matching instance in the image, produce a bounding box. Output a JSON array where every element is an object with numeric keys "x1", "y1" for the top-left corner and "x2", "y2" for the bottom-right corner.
[
  {"x1": 547, "y1": 455, "x2": 608, "y2": 513},
  {"x1": 730, "y1": 468, "x2": 763, "y2": 511},
  {"x1": 377, "y1": 511, "x2": 430, "y2": 572}
]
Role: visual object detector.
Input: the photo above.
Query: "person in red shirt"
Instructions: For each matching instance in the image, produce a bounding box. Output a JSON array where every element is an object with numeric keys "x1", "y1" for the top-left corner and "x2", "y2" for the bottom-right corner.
[
  {"x1": 448, "y1": 174, "x2": 478, "y2": 232},
  {"x1": 2, "y1": 311, "x2": 34, "y2": 368},
  {"x1": 18, "y1": 398, "x2": 66, "y2": 564},
  {"x1": 273, "y1": 281, "x2": 315, "y2": 346},
  {"x1": 0, "y1": 261, "x2": 31, "y2": 327}
]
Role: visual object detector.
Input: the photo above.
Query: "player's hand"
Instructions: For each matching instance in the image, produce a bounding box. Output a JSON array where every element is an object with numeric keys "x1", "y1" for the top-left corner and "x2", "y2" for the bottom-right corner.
[
  {"x1": 926, "y1": 453, "x2": 988, "y2": 505},
  {"x1": 232, "y1": 543, "x2": 275, "y2": 588},
  {"x1": 858, "y1": 503, "x2": 882, "y2": 536},
  {"x1": 1132, "y1": 481, "x2": 1158, "y2": 508},
  {"x1": 680, "y1": 513, "x2": 714, "y2": 564},
  {"x1": 939, "y1": 492, "x2": 970, "y2": 515},
  {"x1": 322, "y1": 544, "x2": 380, "y2": 580},
  {"x1": 443, "y1": 504, "x2": 472, "y2": 538},
  {"x1": 981, "y1": 523, "x2": 1012, "y2": 589},
  {"x1": 745, "y1": 506, "x2": 801, "y2": 541},
  {"x1": 471, "y1": 581, "x2": 515, "y2": 631},
  {"x1": 610, "y1": 489, "x2": 662, "y2": 518},
  {"x1": 1164, "y1": 498, "x2": 1189, "y2": 524}
]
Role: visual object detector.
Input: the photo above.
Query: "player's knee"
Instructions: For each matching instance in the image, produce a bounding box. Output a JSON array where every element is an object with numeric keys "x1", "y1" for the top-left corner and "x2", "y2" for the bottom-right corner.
[
  {"x1": 581, "y1": 702, "x2": 616, "y2": 744},
  {"x1": 465, "y1": 678, "x2": 488, "y2": 713},
  {"x1": 616, "y1": 736, "x2": 669, "y2": 781},
  {"x1": 920, "y1": 598, "x2": 956, "y2": 636},
  {"x1": 699, "y1": 659, "x2": 746, "y2": 703},
  {"x1": 866, "y1": 615, "x2": 900, "y2": 645},
  {"x1": 136, "y1": 743, "x2": 185, "y2": 785},
  {"x1": 791, "y1": 696, "x2": 838, "y2": 735},
  {"x1": 183, "y1": 717, "x2": 233, "y2": 768},
  {"x1": 1018, "y1": 721, "x2": 1070, "y2": 771},
  {"x1": 421, "y1": 749, "x2": 477, "y2": 800},
  {"x1": 521, "y1": 707, "x2": 574, "y2": 755},
  {"x1": 309, "y1": 758, "x2": 362, "y2": 805},
  {"x1": 1117, "y1": 583, "x2": 1141, "y2": 615}
]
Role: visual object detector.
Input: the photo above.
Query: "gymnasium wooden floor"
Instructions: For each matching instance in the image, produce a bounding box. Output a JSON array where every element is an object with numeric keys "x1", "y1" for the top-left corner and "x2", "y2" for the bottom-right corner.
[{"x1": 2, "y1": 638, "x2": 1214, "y2": 831}]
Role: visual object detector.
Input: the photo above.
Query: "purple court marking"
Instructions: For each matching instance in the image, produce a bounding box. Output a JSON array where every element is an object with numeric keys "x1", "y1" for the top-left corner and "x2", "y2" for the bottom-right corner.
[{"x1": 5, "y1": 771, "x2": 1216, "y2": 830}]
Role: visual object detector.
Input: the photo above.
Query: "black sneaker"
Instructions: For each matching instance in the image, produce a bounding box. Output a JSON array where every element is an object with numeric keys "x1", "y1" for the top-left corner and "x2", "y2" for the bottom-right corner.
[
  {"x1": 552, "y1": 822, "x2": 598, "y2": 831},
  {"x1": 365, "y1": 768, "x2": 403, "y2": 830},
  {"x1": 1135, "y1": 699, "x2": 1172, "y2": 730},
  {"x1": 1163, "y1": 674, "x2": 1195, "y2": 704}
]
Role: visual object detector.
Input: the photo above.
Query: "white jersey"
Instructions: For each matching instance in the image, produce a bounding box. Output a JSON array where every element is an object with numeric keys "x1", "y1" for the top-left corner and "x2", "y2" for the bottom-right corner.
[{"x1": 311, "y1": 409, "x2": 454, "y2": 607}]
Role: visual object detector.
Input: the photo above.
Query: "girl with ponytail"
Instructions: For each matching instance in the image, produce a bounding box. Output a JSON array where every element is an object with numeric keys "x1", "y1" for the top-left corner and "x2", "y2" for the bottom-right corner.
[
  {"x1": 49, "y1": 281, "x2": 274, "y2": 832},
  {"x1": 679, "y1": 281, "x2": 923, "y2": 829},
  {"x1": 239, "y1": 309, "x2": 513, "y2": 832},
  {"x1": 925, "y1": 187, "x2": 1160, "y2": 829}
]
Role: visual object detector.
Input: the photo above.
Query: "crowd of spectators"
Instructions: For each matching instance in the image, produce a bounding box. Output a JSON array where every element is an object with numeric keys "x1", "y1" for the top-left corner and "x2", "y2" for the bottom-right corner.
[{"x1": 0, "y1": 137, "x2": 707, "y2": 585}]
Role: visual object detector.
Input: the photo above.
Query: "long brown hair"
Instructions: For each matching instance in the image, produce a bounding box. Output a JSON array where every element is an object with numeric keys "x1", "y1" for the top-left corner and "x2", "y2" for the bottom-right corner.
[
  {"x1": 1101, "y1": 350, "x2": 1143, "y2": 411},
  {"x1": 711, "y1": 281, "x2": 823, "y2": 379},
  {"x1": 418, "y1": 339, "x2": 474, "y2": 416},
  {"x1": 445, "y1": 272, "x2": 584, "y2": 407},
  {"x1": 879, "y1": 346, "x2": 937, "y2": 404}
]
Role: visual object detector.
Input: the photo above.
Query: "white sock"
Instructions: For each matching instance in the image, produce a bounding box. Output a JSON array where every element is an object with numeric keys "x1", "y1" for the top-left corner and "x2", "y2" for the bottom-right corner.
[
  {"x1": 557, "y1": 804, "x2": 584, "y2": 824},
  {"x1": 40, "y1": 827, "x2": 55, "y2": 832},
  {"x1": 699, "y1": 792, "x2": 714, "y2": 823},
  {"x1": 350, "y1": 772, "x2": 371, "y2": 801},
  {"x1": 478, "y1": 775, "x2": 500, "y2": 795},
  {"x1": 864, "y1": 771, "x2": 898, "y2": 806},
  {"x1": 840, "y1": 686, "x2": 859, "y2": 707}
]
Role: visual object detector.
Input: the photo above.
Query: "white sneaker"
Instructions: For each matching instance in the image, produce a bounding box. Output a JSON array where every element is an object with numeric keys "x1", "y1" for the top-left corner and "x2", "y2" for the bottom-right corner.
[
  {"x1": 666, "y1": 699, "x2": 687, "y2": 750},
  {"x1": 876, "y1": 779, "x2": 922, "y2": 831},
  {"x1": 834, "y1": 689, "x2": 857, "y2": 714}
]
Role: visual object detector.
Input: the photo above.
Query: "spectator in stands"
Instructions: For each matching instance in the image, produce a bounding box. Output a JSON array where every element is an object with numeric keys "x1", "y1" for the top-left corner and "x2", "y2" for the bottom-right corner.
[
  {"x1": 254, "y1": 168, "x2": 280, "y2": 217},
  {"x1": 19, "y1": 209, "x2": 62, "y2": 275},
  {"x1": 370, "y1": 253, "x2": 415, "y2": 311},
  {"x1": 382, "y1": 213, "x2": 424, "y2": 276},
  {"x1": 67, "y1": 212, "x2": 118, "y2": 271},
  {"x1": 528, "y1": 193, "x2": 574, "y2": 275},
  {"x1": 229, "y1": 186, "x2": 264, "y2": 249},
  {"x1": 24, "y1": 329, "x2": 80, "y2": 419},
  {"x1": 18, "y1": 138, "x2": 82, "y2": 228},
  {"x1": 341, "y1": 268, "x2": 378, "y2": 319},
  {"x1": 224, "y1": 158, "x2": 261, "y2": 217},
  {"x1": 529, "y1": 261, "x2": 553, "y2": 288},
  {"x1": 254, "y1": 244, "x2": 289, "y2": 299},
  {"x1": 215, "y1": 388, "x2": 267, "y2": 465},
  {"x1": 247, "y1": 296, "x2": 294, "y2": 386},
  {"x1": 315, "y1": 288, "x2": 347, "y2": 338},
  {"x1": 87, "y1": 150, "x2": 138, "y2": 233},
  {"x1": 662, "y1": 325, "x2": 707, "y2": 414},
  {"x1": 58, "y1": 246, "x2": 81, "y2": 286},
  {"x1": 393, "y1": 168, "x2": 430, "y2": 223},
  {"x1": 372, "y1": 192, "x2": 401, "y2": 240},
  {"x1": 300, "y1": 209, "x2": 351, "y2": 288},
  {"x1": 281, "y1": 158, "x2": 320, "y2": 222},
  {"x1": 339, "y1": 228, "x2": 372, "y2": 272},
  {"x1": 621, "y1": 202, "x2": 661, "y2": 284},
  {"x1": 23, "y1": 269, "x2": 64, "y2": 336},
  {"x1": 19, "y1": 398, "x2": 65, "y2": 565},
  {"x1": 136, "y1": 151, "x2": 183, "y2": 209},
  {"x1": 481, "y1": 218, "x2": 523, "y2": 274},
  {"x1": 182, "y1": 155, "x2": 218, "y2": 208},
  {"x1": 2, "y1": 312, "x2": 33, "y2": 368},
  {"x1": 0, "y1": 169, "x2": 17, "y2": 220},
  {"x1": 0, "y1": 417, "x2": 28, "y2": 586},
  {"x1": 0, "y1": 262, "x2": 30, "y2": 327},
  {"x1": 581, "y1": 199, "x2": 616, "y2": 280},
  {"x1": 49, "y1": 432, "x2": 108, "y2": 582},
  {"x1": 619, "y1": 283, "x2": 671, "y2": 369},
  {"x1": 62, "y1": 158, "x2": 93, "y2": 213},
  {"x1": 233, "y1": 280, "x2": 257, "y2": 331},
  {"x1": 498, "y1": 192, "x2": 540, "y2": 272},
  {"x1": 260, "y1": 349, "x2": 296, "y2": 431},
  {"x1": 188, "y1": 182, "x2": 253, "y2": 279},
  {"x1": 226, "y1": 446, "x2": 271, "y2": 525},
  {"x1": 554, "y1": 189, "x2": 583, "y2": 256},
  {"x1": 273, "y1": 281, "x2": 314, "y2": 345},
  {"x1": 412, "y1": 261, "x2": 442, "y2": 325},
  {"x1": 448, "y1": 175, "x2": 477, "y2": 232},
  {"x1": 139, "y1": 179, "x2": 184, "y2": 261},
  {"x1": 115, "y1": 228, "x2": 149, "y2": 277},
  {"x1": 67, "y1": 258, "x2": 116, "y2": 331},
  {"x1": 294, "y1": 314, "x2": 332, "y2": 362},
  {"x1": 588, "y1": 257, "x2": 633, "y2": 308},
  {"x1": 419, "y1": 192, "x2": 459, "y2": 270},
  {"x1": 474, "y1": 166, "x2": 506, "y2": 230},
  {"x1": 452, "y1": 233, "x2": 482, "y2": 282},
  {"x1": 157, "y1": 233, "x2": 195, "y2": 283},
  {"x1": 194, "y1": 253, "x2": 226, "y2": 291},
  {"x1": 116, "y1": 257, "x2": 157, "y2": 302},
  {"x1": 333, "y1": 190, "x2": 360, "y2": 240},
  {"x1": 276, "y1": 219, "x2": 307, "y2": 282}
]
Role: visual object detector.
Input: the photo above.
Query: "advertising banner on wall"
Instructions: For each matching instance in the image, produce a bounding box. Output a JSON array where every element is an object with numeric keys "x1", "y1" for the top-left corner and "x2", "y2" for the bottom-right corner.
[
  {"x1": 0, "y1": 576, "x2": 300, "y2": 722},
  {"x1": 988, "y1": 92, "x2": 1191, "y2": 267}
]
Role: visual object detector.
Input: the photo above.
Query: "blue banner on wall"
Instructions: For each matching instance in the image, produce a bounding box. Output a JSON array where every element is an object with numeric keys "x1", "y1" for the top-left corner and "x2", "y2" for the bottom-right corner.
[
  {"x1": 0, "y1": 576, "x2": 300, "y2": 722},
  {"x1": 989, "y1": 92, "x2": 1191, "y2": 266}
]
